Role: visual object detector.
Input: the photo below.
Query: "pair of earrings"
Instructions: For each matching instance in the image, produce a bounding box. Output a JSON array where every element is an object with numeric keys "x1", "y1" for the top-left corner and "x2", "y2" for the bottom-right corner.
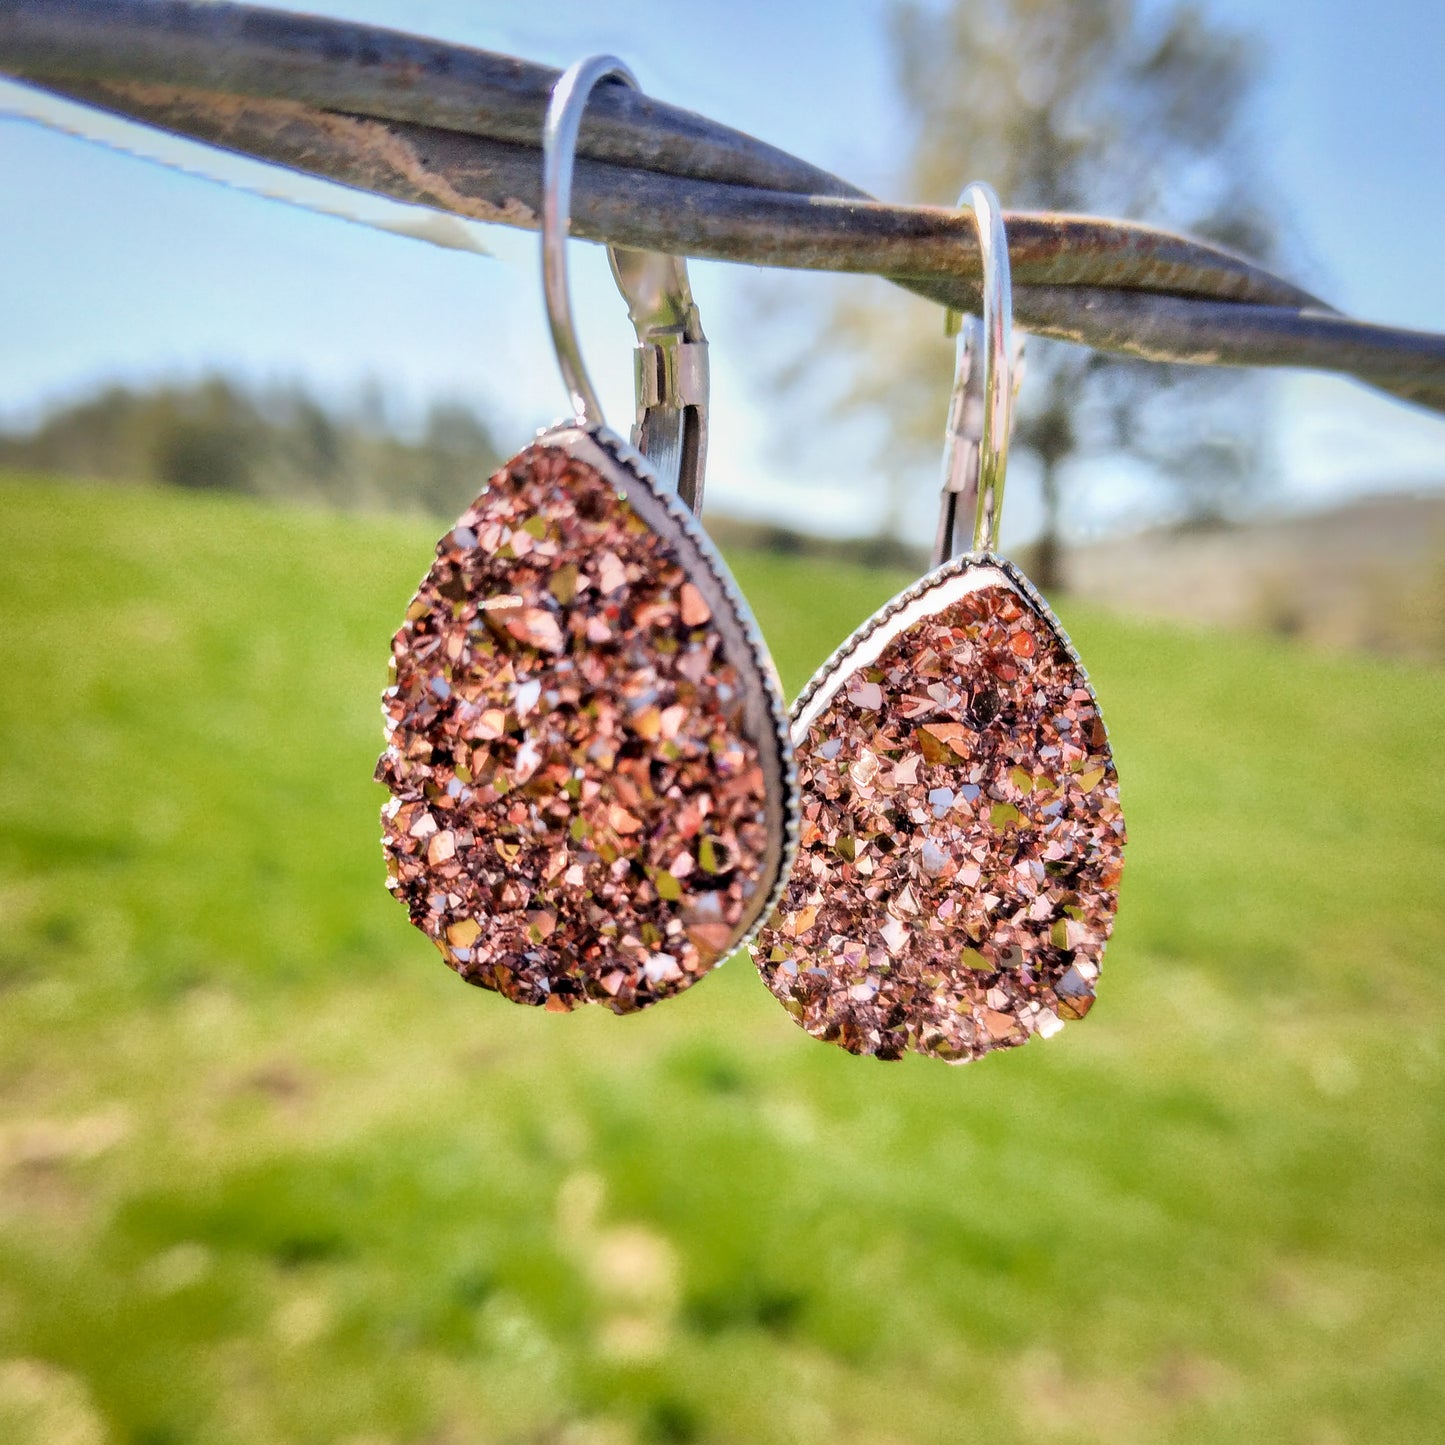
[{"x1": 376, "y1": 57, "x2": 1125, "y2": 1064}]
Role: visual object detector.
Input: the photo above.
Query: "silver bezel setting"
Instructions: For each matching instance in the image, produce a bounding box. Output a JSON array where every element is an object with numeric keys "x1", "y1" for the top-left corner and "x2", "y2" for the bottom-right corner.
[
  {"x1": 791, "y1": 551, "x2": 1112, "y2": 752},
  {"x1": 537, "y1": 417, "x2": 799, "y2": 960}
]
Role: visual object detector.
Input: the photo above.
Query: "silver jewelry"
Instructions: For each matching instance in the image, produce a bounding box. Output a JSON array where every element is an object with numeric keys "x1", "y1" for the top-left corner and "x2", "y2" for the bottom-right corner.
[
  {"x1": 376, "y1": 55, "x2": 796, "y2": 1015},
  {"x1": 752, "y1": 183, "x2": 1126, "y2": 1063}
]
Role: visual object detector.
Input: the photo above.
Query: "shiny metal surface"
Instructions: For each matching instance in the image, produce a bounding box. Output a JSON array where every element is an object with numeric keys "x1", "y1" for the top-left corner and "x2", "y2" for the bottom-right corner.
[
  {"x1": 541, "y1": 57, "x2": 709, "y2": 508},
  {"x1": 610, "y1": 246, "x2": 710, "y2": 514},
  {"x1": 541, "y1": 57, "x2": 635, "y2": 428},
  {"x1": 934, "y1": 184, "x2": 1026, "y2": 566},
  {"x1": 962, "y1": 184, "x2": 1012, "y2": 557}
]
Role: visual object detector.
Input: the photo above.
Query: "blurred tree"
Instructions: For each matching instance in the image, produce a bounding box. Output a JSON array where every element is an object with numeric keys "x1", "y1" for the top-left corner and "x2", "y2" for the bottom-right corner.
[
  {"x1": 820, "y1": 0, "x2": 1282, "y2": 586},
  {"x1": 414, "y1": 400, "x2": 501, "y2": 515},
  {"x1": 287, "y1": 392, "x2": 346, "y2": 487},
  {"x1": 154, "y1": 377, "x2": 262, "y2": 492},
  {"x1": 0, "y1": 375, "x2": 502, "y2": 518}
]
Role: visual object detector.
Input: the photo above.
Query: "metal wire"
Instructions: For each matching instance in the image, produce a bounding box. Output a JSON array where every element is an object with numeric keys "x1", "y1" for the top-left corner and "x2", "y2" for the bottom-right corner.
[
  {"x1": 540, "y1": 55, "x2": 640, "y2": 428},
  {"x1": 3, "y1": 0, "x2": 1444, "y2": 414},
  {"x1": 955, "y1": 183, "x2": 1013, "y2": 557}
]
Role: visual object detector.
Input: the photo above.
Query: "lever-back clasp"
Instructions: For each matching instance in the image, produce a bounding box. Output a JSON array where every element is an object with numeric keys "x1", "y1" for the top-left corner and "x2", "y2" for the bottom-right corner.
[
  {"x1": 609, "y1": 248, "x2": 710, "y2": 515},
  {"x1": 932, "y1": 181, "x2": 1024, "y2": 568},
  {"x1": 934, "y1": 310, "x2": 986, "y2": 570},
  {"x1": 541, "y1": 56, "x2": 709, "y2": 514}
]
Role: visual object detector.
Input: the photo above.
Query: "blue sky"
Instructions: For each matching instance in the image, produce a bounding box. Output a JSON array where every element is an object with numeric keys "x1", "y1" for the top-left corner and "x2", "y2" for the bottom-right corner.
[{"x1": 1, "y1": 0, "x2": 1442, "y2": 545}]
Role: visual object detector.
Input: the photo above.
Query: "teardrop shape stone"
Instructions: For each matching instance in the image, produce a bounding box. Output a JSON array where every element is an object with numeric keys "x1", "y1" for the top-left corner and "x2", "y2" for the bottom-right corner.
[
  {"x1": 752, "y1": 558, "x2": 1124, "y2": 1062},
  {"x1": 377, "y1": 429, "x2": 791, "y2": 1013}
]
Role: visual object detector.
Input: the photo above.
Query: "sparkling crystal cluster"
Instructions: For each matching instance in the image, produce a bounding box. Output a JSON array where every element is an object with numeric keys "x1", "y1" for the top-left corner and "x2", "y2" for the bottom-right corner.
[
  {"x1": 377, "y1": 442, "x2": 770, "y2": 1013},
  {"x1": 754, "y1": 576, "x2": 1124, "y2": 1062}
]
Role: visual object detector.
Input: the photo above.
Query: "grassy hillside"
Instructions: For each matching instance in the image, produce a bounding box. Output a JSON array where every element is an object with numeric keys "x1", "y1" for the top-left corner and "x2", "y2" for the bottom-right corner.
[{"x1": 1, "y1": 475, "x2": 1443, "y2": 1445}]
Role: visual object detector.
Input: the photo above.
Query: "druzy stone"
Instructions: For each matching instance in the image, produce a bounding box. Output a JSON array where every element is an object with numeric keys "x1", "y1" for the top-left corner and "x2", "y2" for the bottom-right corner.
[
  {"x1": 377, "y1": 433, "x2": 781, "y2": 1013},
  {"x1": 752, "y1": 559, "x2": 1124, "y2": 1062}
]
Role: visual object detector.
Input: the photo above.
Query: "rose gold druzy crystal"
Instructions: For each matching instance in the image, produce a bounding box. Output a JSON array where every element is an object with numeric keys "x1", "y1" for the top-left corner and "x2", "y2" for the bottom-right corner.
[
  {"x1": 377, "y1": 438, "x2": 773, "y2": 1013},
  {"x1": 753, "y1": 564, "x2": 1124, "y2": 1062}
]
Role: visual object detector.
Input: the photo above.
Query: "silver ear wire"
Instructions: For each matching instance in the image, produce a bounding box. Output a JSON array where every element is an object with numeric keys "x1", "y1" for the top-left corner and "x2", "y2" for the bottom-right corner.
[
  {"x1": 541, "y1": 57, "x2": 710, "y2": 513},
  {"x1": 932, "y1": 181, "x2": 1018, "y2": 566}
]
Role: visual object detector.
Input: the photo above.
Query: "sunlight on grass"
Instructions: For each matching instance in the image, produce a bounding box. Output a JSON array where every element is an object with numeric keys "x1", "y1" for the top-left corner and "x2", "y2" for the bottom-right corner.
[{"x1": 1, "y1": 477, "x2": 1443, "y2": 1443}]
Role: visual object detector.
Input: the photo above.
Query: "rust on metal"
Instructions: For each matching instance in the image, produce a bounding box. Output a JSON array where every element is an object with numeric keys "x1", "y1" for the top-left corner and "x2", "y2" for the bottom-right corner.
[{"x1": 2, "y1": 0, "x2": 1443, "y2": 411}]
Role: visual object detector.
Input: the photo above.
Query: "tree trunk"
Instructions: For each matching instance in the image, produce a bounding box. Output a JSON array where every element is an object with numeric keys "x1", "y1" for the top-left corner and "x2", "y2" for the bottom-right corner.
[{"x1": 1033, "y1": 452, "x2": 1065, "y2": 594}]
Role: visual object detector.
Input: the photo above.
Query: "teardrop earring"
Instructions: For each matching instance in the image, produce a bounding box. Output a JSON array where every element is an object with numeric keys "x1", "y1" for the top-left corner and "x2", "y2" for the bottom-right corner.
[
  {"x1": 751, "y1": 183, "x2": 1125, "y2": 1063},
  {"x1": 377, "y1": 55, "x2": 796, "y2": 1015}
]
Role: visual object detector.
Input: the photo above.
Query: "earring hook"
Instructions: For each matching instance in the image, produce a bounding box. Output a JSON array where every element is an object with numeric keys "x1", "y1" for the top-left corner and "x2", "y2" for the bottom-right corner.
[
  {"x1": 542, "y1": 56, "x2": 710, "y2": 511},
  {"x1": 933, "y1": 181, "x2": 1022, "y2": 567}
]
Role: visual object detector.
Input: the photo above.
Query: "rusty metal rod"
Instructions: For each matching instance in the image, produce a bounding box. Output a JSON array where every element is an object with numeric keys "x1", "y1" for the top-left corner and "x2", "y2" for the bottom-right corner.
[
  {"x1": 3, "y1": 0, "x2": 1444, "y2": 414},
  {"x1": 0, "y1": 0, "x2": 865, "y2": 197}
]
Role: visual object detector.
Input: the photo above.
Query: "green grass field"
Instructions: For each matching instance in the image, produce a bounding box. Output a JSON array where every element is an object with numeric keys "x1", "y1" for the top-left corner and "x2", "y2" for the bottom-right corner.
[{"x1": 1, "y1": 475, "x2": 1443, "y2": 1444}]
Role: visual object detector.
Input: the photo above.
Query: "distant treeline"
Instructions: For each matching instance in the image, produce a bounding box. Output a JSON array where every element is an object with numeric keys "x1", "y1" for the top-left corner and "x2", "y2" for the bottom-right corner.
[
  {"x1": 703, "y1": 512, "x2": 929, "y2": 573},
  {"x1": 0, "y1": 375, "x2": 505, "y2": 518}
]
